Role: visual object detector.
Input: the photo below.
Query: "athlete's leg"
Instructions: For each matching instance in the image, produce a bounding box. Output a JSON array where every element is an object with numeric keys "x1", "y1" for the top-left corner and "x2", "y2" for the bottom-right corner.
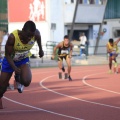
[
  {"x1": 14, "y1": 58, "x2": 32, "y2": 87},
  {"x1": 109, "y1": 56, "x2": 112, "y2": 70},
  {"x1": 57, "y1": 57, "x2": 64, "y2": 79},
  {"x1": 80, "y1": 48, "x2": 83, "y2": 56},
  {"x1": 114, "y1": 53, "x2": 118, "y2": 63},
  {"x1": 109, "y1": 53, "x2": 115, "y2": 70},
  {"x1": 113, "y1": 54, "x2": 118, "y2": 73},
  {"x1": 66, "y1": 56, "x2": 71, "y2": 76},
  {"x1": 0, "y1": 72, "x2": 13, "y2": 109},
  {"x1": 66, "y1": 56, "x2": 72, "y2": 80},
  {"x1": 19, "y1": 63, "x2": 32, "y2": 87},
  {"x1": 58, "y1": 57, "x2": 63, "y2": 71}
]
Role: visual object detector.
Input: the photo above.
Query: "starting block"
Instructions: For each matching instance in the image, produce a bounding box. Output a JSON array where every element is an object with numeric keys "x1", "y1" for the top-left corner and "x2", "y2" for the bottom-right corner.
[{"x1": 58, "y1": 72, "x2": 68, "y2": 79}]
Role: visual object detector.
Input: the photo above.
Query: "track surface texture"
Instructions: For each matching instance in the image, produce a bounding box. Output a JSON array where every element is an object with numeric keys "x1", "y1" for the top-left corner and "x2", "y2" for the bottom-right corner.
[{"x1": 0, "y1": 65, "x2": 120, "y2": 120}]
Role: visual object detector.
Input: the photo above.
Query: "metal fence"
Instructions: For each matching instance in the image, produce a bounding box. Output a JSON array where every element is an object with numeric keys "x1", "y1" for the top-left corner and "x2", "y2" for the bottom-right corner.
[
  {"x1": 30, "y1": 42, "x2": 108, "y2": 58},
  {"x1": 0, "y1": 41, "x2": 110, "y2": 59}
]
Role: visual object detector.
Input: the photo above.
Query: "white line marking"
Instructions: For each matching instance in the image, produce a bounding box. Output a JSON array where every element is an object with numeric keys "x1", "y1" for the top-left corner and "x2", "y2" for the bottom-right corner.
[
  {"x1": 82, "y1": 72, "x2": 120, "y2": 94},
  {"x1": 0, "y1": 109, "x2": 40, "y2": 113},
  {"x1": 4, "y1": 69, "x2": 86, "y2": 120},
  {"x1": 40, "y1": 75, "x2": 120, "y2": 110},
  {"x1": 3, "y1": 96, "x2": 83, "y2": 120},
  {"x1": 3, "y1": 68, "x2": 119, "y2": 120}
]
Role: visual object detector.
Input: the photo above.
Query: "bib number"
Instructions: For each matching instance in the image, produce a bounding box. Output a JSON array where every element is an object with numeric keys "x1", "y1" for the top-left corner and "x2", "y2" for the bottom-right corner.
[
  {"x1": 61, "y1": 50, "x2": 69, "y2": 54},
  {"x1": 13, "y1": 51, "x2": 29, "y2": 61}
]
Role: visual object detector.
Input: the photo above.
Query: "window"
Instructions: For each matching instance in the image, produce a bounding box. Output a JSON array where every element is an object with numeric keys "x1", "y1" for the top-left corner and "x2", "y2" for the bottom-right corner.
[
  {"x1": 84, "y1": 0, "x2": 89, "y2": 4},
  {"x1": 64, "y1": 0, "x2": 71, "y2": 4},
  {"x1": 97, "y1": 0, "x2": 106, "y2": 5},
  {"x1": 114, "y1": 30, "x2": 120, "y2": 38},
  {"x1": 95, "y1": 0, "x2": 99, "y2": 4},
  {"x1": 89, "y1": 0, "x2": 95, "y2": 4},
  {"x1": 101, "y1": 0, "x2": 106, "y2": 5},
  {"x1": 77, "y1": 0, "x2": 105, "y2": 5},
  {"x1": 71, "y1": 0, "x2": 74, "y2": 3},
  {"x1": 79, "y1": 0, "x2": 83, "y2": 4}
]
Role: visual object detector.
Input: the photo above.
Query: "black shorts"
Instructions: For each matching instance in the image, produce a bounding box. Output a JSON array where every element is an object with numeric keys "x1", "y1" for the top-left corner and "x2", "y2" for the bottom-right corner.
[{"x1": 58, "y1": 55, "x2": 68, "y2": 61}]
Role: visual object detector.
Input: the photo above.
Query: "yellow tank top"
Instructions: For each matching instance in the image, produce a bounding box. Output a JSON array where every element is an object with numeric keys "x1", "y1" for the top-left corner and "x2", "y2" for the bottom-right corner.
[
  {"x1": 107, "y1": 42, "x2": 119, "y2": 53},
  {"x1": 12, "y1": 30, "x2": 36, "y2": 61}
]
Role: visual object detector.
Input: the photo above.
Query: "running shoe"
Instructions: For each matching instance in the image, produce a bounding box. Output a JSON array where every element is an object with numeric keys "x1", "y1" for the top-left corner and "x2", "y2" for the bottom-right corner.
[
  {"x1": 114, "y1": 62, "x2": 118, "y2": 68},
  {"x1": 16, "y1": 81, "x2": 24, "y2": 93},
  {"x1": 14, "y1": 75, "x2": 24, "y2": 93},
  {"x1": 108, "y1": 70, "x2": 112, "y2": 74},
  {"x1": 68, "y1": 75, "x2": 72, "y2": 81}
]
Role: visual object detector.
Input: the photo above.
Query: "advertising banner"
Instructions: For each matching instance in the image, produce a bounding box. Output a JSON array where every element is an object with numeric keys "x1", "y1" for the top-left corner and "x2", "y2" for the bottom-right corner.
[{"x1": 8, "y1": 0, "x2": 46, "y2": 22}]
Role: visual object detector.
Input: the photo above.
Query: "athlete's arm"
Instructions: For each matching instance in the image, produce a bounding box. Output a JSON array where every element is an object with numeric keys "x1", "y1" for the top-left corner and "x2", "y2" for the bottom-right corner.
[
  {"x1": 35, "y1": 29, "x2": 44, "y2": 58},
  {"x1": 53, "y1": 43, "x2": 61, "y2": 56},
  {"x1": 69, "y1": 43, "x2": 73, "y2": 58},
  {"x1": 106, "y1": 44, "x2": 112, "y2": 53},
  {"x1": 5, "y1": 34, "x2": 21, "y2": 74},
  {"x1": 114, "y1": 38, "x2": 120, "y2": 45},
  {"x1": 106, "y1": 44, "x2": 110, "y2": 53},
  {"x1": 51, "y1": 43, "x2": 61, "y2": 59}
]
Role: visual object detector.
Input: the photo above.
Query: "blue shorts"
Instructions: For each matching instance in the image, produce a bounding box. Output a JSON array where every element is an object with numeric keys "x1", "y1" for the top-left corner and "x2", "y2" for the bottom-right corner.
[
  {"x1": 1, "y1": 57, "x2": 29, "y2": 73},
  {"x1": 0, "y1": 58, "x2": 3, "y2": 64},
  {"x1": 109, "y1": 53, "x2": 113, "y2": 57},
  {"x1": 109, "y1": 53, "x2": 118, "y2": 57}
]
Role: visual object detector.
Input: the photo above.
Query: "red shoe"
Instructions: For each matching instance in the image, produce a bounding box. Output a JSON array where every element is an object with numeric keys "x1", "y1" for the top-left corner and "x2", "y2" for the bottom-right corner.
[{"x1": 0, "y1": 98, "x2": 3, "y2": 109}]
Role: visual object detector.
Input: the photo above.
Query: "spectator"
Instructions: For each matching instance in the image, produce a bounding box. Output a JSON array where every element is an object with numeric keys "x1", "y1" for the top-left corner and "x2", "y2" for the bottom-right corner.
[
  {"x1": 79, "y1": 32, "x2": 87, "y2": 56},
  {"x1": 1, "y1": 30, "x2": 9, "y2": 57}
]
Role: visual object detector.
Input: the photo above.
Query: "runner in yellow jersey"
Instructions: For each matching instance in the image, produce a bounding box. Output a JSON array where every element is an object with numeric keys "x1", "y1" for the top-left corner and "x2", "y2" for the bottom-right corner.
[
  {"x1": 51, "y1": 35, "x2": 73, "y2": 81},
  {"x1": 0, "y1": 20, "x2": 44, "y2": 109},
  {"x1": 106, "y1": 38, "x2": 120, "y2": 73}
]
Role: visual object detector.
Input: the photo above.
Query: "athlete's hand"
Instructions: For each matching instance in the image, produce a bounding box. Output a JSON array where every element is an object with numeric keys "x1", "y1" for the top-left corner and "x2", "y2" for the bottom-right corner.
[
  {"x1": 68, "y1": 55, "x2": 72, "y2": 58},
  {"x1": 51, "y1": 55, "x2": 55, "y2": 60},
  {"x1": 14, "y1": 67, "x2": 21, "y2": 74},
  {"x1": 39, "y1": 50, "x2": 44, "y2": 58}
]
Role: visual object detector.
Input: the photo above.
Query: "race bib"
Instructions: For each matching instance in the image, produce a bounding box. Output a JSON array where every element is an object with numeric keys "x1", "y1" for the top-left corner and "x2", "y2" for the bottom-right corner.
[
  {"x1": 61, "y1": 50, "x2": 69, "y2": 54},
  {"x1": 13, "y1": 51, "x2": 29, "y2": 61},
  {"x1": 113, "y1": 48, "x2": 116, "y2": 51},
  {"x1": 112, "y1": 51, "x2": 116, "y2": 54}
]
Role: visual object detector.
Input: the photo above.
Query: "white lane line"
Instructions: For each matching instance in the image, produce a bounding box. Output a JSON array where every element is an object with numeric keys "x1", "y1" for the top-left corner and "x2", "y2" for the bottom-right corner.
[
  {"x1": 3, "y1": 69, "x2": 85, "y2": 120},
  {"x1": 40, "y1": 75, "x2": 120, "y2": 110},
  {"x1": 0, "y1": 109, "x2": 40, "y2": 113},
  {"x1": 82, "y1": 72, "x2": 120, "y2": 95},
  {"x1": 3, "y1": 68, "x2": 118, "y2": 120},
  {"x1": 3, "y1": 96, "x2": 83, "y2": 120}
]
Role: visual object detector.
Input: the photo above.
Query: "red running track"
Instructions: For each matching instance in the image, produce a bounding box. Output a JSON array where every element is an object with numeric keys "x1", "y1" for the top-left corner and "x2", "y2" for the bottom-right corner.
[{"x1": 0, "y1": 65, "x2": 120, "y2": 120}]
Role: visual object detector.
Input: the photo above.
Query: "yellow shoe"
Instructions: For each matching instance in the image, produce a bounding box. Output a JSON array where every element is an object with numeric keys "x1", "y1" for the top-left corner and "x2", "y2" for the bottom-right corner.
[
  {"x1": 113, "y1": 62, "x2": 118, "y2": 68},
  {"x1": 115, "y1": 63, "x2": 118, "y2": 67},
  {"x1": 108, "y1": 70, "x2": 112, "y2": 74}
]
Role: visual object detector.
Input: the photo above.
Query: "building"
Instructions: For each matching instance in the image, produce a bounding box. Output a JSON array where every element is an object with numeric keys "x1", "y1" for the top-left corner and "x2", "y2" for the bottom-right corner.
[
  {"x1": 0, "y1": 0, "x2": 8, "y2": 43},
  {"x1": 0, "y1": 0, "x2": 120, "y2": 55}
]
